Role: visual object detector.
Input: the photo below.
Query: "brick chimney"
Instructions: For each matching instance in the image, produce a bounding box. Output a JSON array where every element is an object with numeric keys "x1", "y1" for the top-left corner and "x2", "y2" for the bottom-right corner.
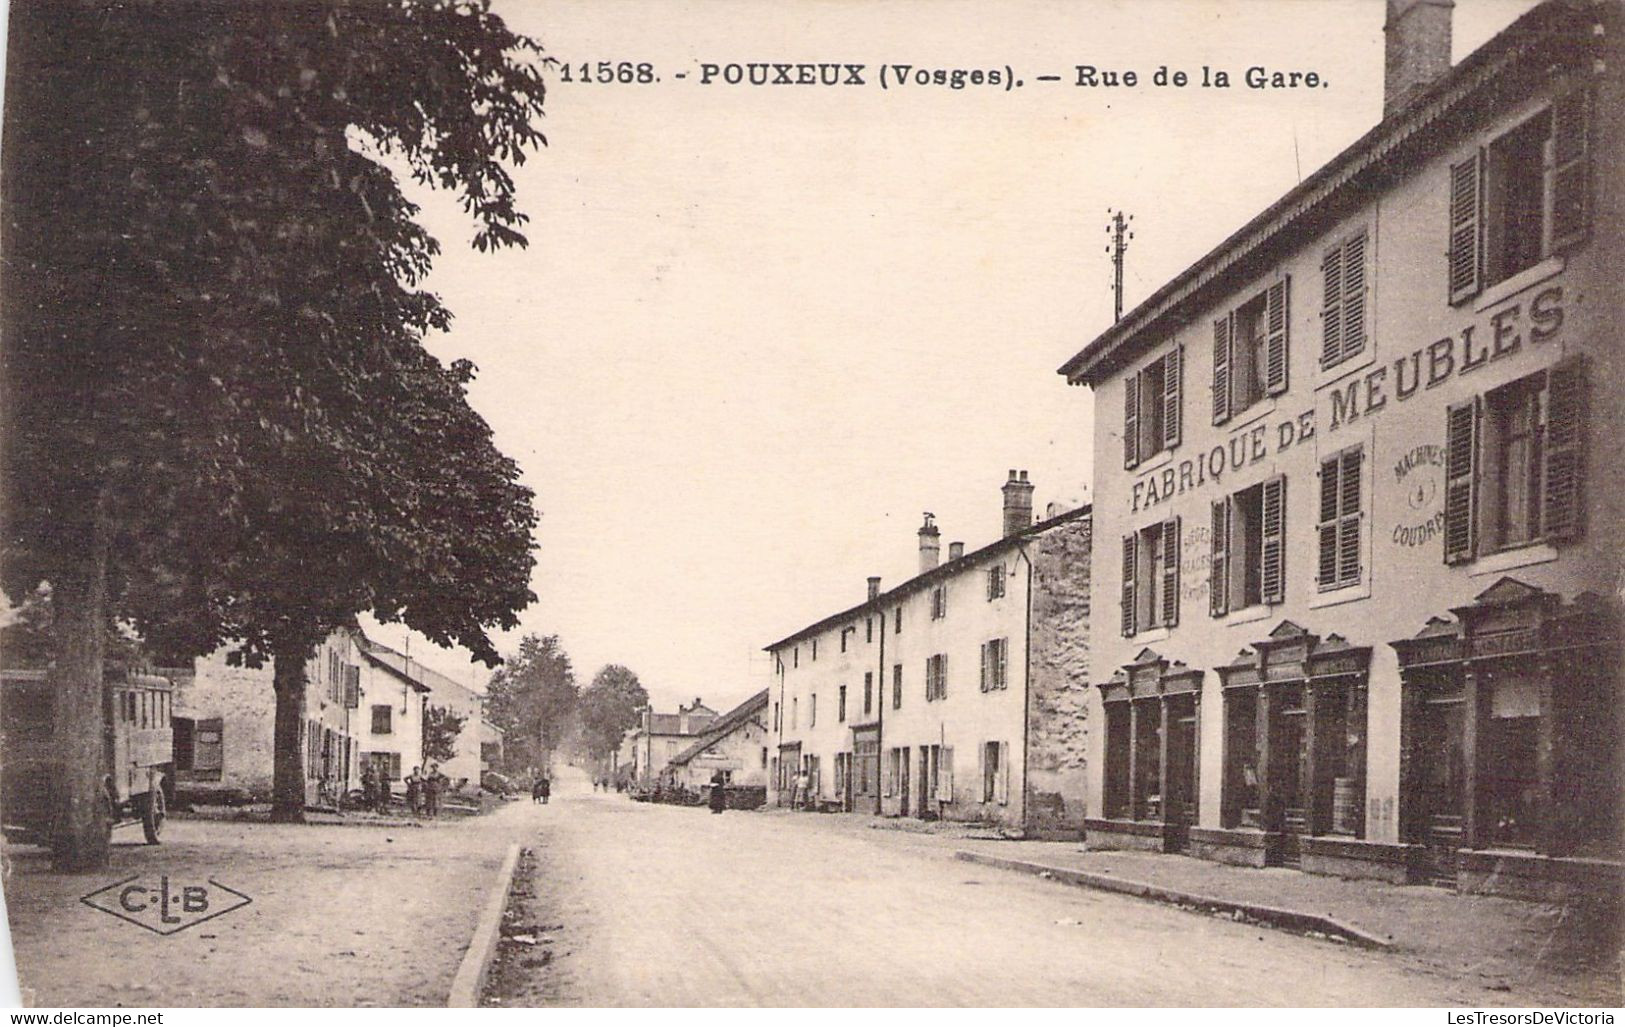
[
  {"x1": 867, "y1": 576, "x2": 882, "y2": 602},
  {"x1": 917, "y1": 512, "x2": 940, "y2": 574},
  {"x1": 948, "y1": 541, "x2": 965, "y2": 561},
  {"x1": 1002, "y1": 469, "x2": 1034, "y2": 537},
  {"x1": 1384, "y1": 0, "x2": 1453, "y2": 116}
]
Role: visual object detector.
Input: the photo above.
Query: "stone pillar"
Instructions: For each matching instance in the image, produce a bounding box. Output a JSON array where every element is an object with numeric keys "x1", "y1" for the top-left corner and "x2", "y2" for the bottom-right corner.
[
  {"x1": 1461, "y1": 663, "x2": 1481, "y2": 850},
  {"x1": 1127, "y1": 700, "x2": 1140, "y2": 820}
]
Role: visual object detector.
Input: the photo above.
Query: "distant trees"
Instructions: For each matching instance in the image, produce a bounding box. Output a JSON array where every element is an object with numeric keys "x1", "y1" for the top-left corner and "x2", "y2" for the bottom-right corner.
[
  {"x1": 579, "y1": 664, "x2": 650, "y2": 764},
  {"x1": 486, "y1": 635, "x2": 579, "y2": 774},
  {"x1": 422, "y1": 705, "x2": 468, "y2": 766},
  {"x1": 1, "y1": 1, "x2": 548, "y2": 866}
]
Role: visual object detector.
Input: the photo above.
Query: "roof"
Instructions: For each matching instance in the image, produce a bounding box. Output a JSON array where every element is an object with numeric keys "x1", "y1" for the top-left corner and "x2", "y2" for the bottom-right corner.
[
  {"x1": 1057, "y1": 0, "x2": 1598, "y2": 387},
  {"x1": 765, "y1": 503, "x2": 1091, "y2": 652},
  {"x1": 355, "y1": 634, "x2": 468, "y2": 695},
  {"x1": 669, "y1": 690, "x2": 770, "y2": 767}
]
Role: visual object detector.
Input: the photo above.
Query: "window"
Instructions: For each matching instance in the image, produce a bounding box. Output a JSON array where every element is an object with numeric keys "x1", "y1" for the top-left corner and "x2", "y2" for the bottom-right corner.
[
  {"x1": 1449, "y1": 89, "x2": 1591, "y2": 303},
  {"x1": 980, "y1": 741, "x2": 1010, "y2": 804},
  {"x1": 1213, "y1": 279, "x2": 1288, "y2": 424},
  {"x1": 840, "y1": 627, "x2": 852, "y2": 653},
  {"x1": 811, "y1": 638, "x2": 818, "y2": 661},
  {"x1": 761, "y1": 747, "x2": 768, "y2": 769},
  {"x1": 810, "y1": 693, "x2": 817, "y2": 727},
  {"x1": 1210, "y1": 477, "x2": 1286, "y2": 615},
  {"x1": 794, "y1": 646, "x2": 799, "y2": 668},
  {"x1": 863, "y1": 671, "x2": 873, "y2": 715},
  {"x1": 930, "y1": 585, "x2": 947, "y2": 620},
  {"x1": 838, "y1": 685, "x2": 847, "y2": 722},
  {"x1": 371, "y1": 704, "x2": 393, "y2": 735},
  {"x1": 894, "y1": 607, "x2": 902, "y2": 634},
  {"x1": 1317, "y1": 447, "x2": 1364, "y2": 590},
  {"x1": 866, "y1": 617, "x2": 873, "y2": 643},
  {"x1": 925, "y1": 654, "x2": 947, "y2": 701},
  {"x1": 1124, "y1": 346, "x2": 1183, "y2": 468},
  {"x1": 773, "y1": 702, "x2": 779, "y2": 732},
  {"x1": 791, "y1": 697, "x2": 798, "y2": 729},
  {"x1": 986, "y1": 565, "x2": 1005, "y2": 600},
  {"x1": 1321, "y1": 232, "x2": 1368, "y2": 368},
  {"x1": 892, "y1": 664, "x2": 902, "y2": 710},
  {"x1": 980, "y1": 638, "x2": 1009, "y2": 692},
  {"x1": 1121, "y1": 517, "x2": 1180, "y2": 636},
  {"x1": 1445, "y1": 362, "x2": 1586, "y2": 562}
]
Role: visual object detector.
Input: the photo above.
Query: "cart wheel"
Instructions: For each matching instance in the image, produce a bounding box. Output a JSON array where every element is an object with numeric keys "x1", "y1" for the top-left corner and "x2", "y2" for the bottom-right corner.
[{"x1": 141, "y1": 785, "x2": 166, "y2": 844}]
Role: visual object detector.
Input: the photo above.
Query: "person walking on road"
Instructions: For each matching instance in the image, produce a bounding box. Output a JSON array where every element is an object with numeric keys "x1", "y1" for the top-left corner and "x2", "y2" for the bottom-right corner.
[
  {"x1": 405, "y1": 765, "x2": 423, "y2": 816},
  {"x1": 708, "y1": 771, "x2": 728, "y2": 815},
  {"x1": 360, "y1": 762, "x2": 377, "y2": 814},
  {"x1": 423, "y1": 762, "x2": 443, "y2": 818},
  {"x1": 538, "y1": 773, "x2": 551, "y2": 805}
]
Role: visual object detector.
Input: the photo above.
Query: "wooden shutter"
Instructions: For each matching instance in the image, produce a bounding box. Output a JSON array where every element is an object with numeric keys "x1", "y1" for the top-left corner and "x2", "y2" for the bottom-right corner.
[
  {"x1": 1162, "y1": 346, "x2": 1183, "y2": 450},
  {"x1": 939, "y1": 747, "x2": 954, "y2": 802},
  {"x1": 1124, "y1": 371, "x2": 1141, "y2": 469},
  {"x1": 1210, "y1": 499, "x2": 1230, "y2": 617},
  {"x1": 1444, "y1": 399, "x2": 1480, "y2": 564},
  {"x1": 1338, "y1": 448, "x2": 1363, "y2": 585},
  {"x1": 997, "y1": 638, "x2": 1008, "y2": 691},
  {"x1": 1448, "y1": 153, "x2": 1483, "y2": 304},
  {"x1": 1548, "y1": 89, "x2": 1591, "y2": 252},
  {"x1": 980, "y1": 644, "x2": 989, "y2": 692},
  {"x1": 1341, "y1": 234, "x2": 1367, "y2": 360},
  {"x1": 939, "y1": 653, "x2": 947, "y2": 700},
  {"x1": 1212, "y1": 314, "x2": 1233, "y2": 425},
  {"x1": 1264, "y1": 277, "x2": 1289, "y2": 395},
  {"x1": 1161, "y1": 517, "x2": 1180, "y2": 627},
  {"x1": 978, "y1": 743, "x2": 988, "y2": 802},
  {"x1": 1261, "y1": 476, "x2": 1286, "y2": 604},
  {"x1": 1543, "y1": 360, "x2": 1586, "y2": 542},
  {"x1": 998, "y1": 742, "x2": 1011, "y2": 804},
  {"x1": 1121, "y1": 533, "x2": 1138, "y2": 637},
  {"x1": 1318, "y1": 456, "x2": 1341, "y2": 587},
  {"x1": 1321, "y1": 243, "x2": 1344, "y2": 367}
]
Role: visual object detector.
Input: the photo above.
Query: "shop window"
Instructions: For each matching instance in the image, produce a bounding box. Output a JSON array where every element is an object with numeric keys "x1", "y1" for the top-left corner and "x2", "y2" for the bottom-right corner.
[
  {"x1": 1448, "y1": 89, "x2": 1591, "y2": 303},
  {"x1": 1123, "y1": 346, "x2": 1183, "y2": 468},
  {"x1": 1223, "y1": 690, "x2": 1260, "y2": 828},
  {"x1": 1103, "y1": 704, "x2": 1131, "y2": 819},
  {"x1": 1213, "y1": 280, "x2": 1287, "y2": 426},
  {"x1": 1317, "y1": 447, "x2": 1364, "y2": 591},
  {"x1": 1444, "y1": 362, "x2": 1586, "y2": 563},
  {"x1": 1121, "y1": 517, "x2": 1180, "y2": 636},
  {"x1": 980, "y1": 638, "x2": 1008, "y2": 692},
  {"x1": 1210, "y1": 477, "x2": 1286, "y2": 615},
  {"x1": 1321, "y1": 232, "x2": 1368, "y2": 368}
]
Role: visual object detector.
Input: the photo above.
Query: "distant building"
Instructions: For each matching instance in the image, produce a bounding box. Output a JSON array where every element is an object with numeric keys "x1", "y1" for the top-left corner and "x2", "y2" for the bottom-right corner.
[
  {"x1": 622, "y1": 698, "x2": 717, "y2": 789},
  {"x1": 659, "y1": 689, "x2": 771, "y2": 792},
  {"x1": 766, "y1": 471, "x2": 1092, "y2": 836},
  {"x1": 1058, "y1": 0, "x2": 1622, "y2": 900}
]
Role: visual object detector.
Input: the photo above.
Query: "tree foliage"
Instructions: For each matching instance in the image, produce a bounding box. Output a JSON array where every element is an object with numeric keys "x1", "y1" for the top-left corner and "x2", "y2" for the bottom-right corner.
[
  {"x1": 485, "y1": 635, "x2": 578, "y2": 772},
  {"x1": 578, "y1": 664, "x2": 649, "y2": 761},
  {"x1": 1, "y1": 0, "x2": 548, "y2": 863},
  {"x1": 422, "y1": 704, "x2": 467, "y2": 765}
]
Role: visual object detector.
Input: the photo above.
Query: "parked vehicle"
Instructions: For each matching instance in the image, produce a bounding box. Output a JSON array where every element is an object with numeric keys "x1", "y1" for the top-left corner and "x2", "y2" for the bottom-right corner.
[
  {"x1": 1, "y1": 668, "x2": 175, "y2": 847},
  {"x1": 480, "y1": 770, "x2": 514, "y2": 795}
]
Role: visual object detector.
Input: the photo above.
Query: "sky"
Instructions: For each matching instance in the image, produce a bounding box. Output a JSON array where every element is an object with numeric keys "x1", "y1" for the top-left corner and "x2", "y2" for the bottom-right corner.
[{"x1": 362, "y1": 0, "x2": 1543, "y2": 713}]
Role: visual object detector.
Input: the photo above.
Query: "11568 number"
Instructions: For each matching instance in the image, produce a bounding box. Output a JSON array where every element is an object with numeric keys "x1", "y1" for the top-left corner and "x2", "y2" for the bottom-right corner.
[{"x1": 560, "y1": 62, "x2": 657, "y2": 84}]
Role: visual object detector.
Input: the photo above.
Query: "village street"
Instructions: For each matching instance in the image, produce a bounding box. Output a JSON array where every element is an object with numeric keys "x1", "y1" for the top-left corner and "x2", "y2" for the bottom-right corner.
[{"x1": 485, "y1": 769, "x2": 1581, "y2": 1007}]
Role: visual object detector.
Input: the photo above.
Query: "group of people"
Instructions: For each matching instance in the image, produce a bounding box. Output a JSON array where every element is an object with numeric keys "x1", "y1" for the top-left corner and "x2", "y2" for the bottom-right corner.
[
  {"x1": 358, "y1": 761, "x2": 449, "y2": 817},
  {"x1": 531, "y1": 773, "x2": 550, "y2": 804}
]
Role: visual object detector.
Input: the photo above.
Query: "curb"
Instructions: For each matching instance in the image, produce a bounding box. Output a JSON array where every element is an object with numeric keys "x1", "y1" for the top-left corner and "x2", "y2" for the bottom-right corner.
[
  {"x1": 954, "y1": 850, "x2": 1393, "y2": 950},
  {"x1": 448, "y1": 842, "x2": 523, "y2": 1007}
]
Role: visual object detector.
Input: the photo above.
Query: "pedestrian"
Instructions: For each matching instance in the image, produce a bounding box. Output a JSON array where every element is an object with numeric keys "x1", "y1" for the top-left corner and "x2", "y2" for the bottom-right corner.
[
  {"x1": 424, "y1": 762, "x2": 444, "y2": 818},
  {"x1": 405, "y1": 765, "x2": 423, "y2": 816},
  {"x1": 539, "y1": 773, "x2": 551, "y2": 805},
  {"x1": 795, "y1": 768, "x2": 810, "y2": 811},
  {"x1": 532, "y1": 778, "x2": 544, "y2": 803},
  {"x1": 708, "y1": 771, "x2": 727, "y2": 815},
  {"x1": 360, "y1": 762, "x2": 376, "y2": 813}
]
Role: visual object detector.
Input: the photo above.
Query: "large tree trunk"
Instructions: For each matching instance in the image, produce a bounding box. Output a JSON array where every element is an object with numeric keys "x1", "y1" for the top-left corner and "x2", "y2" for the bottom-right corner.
[
  {"x1": 270, "y1": 641, "x2": 314, "y2": 823},
  {"x1": 49, "y1": 502, "x2": 112, "y2": 872}
]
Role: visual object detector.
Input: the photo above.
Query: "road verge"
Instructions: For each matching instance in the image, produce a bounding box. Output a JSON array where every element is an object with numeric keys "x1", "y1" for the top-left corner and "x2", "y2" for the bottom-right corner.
[{"x1": 448, "y1": 841, "x2": 523, "y2": 1006}]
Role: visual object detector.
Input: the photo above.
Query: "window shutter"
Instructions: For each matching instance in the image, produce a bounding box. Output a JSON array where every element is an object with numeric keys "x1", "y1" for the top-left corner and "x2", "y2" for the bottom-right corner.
[
  {"x1": 1124, "y1": 372, "x2": 1141, "y2": 469},
  {"x1": 1341, "y1": 234, "x2": 1367, "y2": 361},
  {"x1": 1548, "y1": 88, "x2": 1591, "y2": 252},
  {"x1": 1338, "y1": 448, "x2": 1363, "y2": 585},
  {"x1": 978, "y1": 743, "x2": 988, "y2": 802},
  {"x1": 1161, "y1": 516, "x2": 1180, "y2": 627},
  {"x1": 1261, "y1": 476, "x2": 1287, "y2": 604},
  {"x1": 1210, "y1": 499, "x2": 1229, "y2": 617},
  {"x1": 1162, "y1": 346, "x2": 1183, "y2": 450},
  {"x1": 940, "y1": 747, "x2": 954, "y2": 802},
  {"x1": 1321, "y1": 243, "x2": 1344, "y2": 368},
  {"x1": 998, "y1": 742, "x2": 1011, "y2": 804},
  {"x1": 1444, "y1": 399, "x2": 1480, "y2": 563},
  {"x1": 1543, "y1": 360, "x2": 1586, "y2": 542},
  {"x1": 1448, "y1": 153, "x2": 1484, "y2": 304},
  {"x1": 997, "y1": 638, "x2": 1007, "y2": 691},
  {"x1": 1121, "y1": 533, "x2": 1138, "y2": 637},
  {"x1": 1264, "y1": 277, "x2": 1289, "y2": 396},
  {"x1": 980, "y1": 644, "x2": 989, "y2": 693},
  {"x1": 1318, "y1": 456, "x2": 1340, "y2": 587},
  {"x1": 939, "y1": 653, "x2": 947, "y2": 700},
  {"x1": 1212, "y1": 314, "x2": 1233, "y2": 425}
]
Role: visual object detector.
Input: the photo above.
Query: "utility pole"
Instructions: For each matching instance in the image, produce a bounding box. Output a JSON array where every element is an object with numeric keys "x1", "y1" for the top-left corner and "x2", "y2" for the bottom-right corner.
[{"x1": 1105, "y1": 208, "x2": 1133, "y2": 323}]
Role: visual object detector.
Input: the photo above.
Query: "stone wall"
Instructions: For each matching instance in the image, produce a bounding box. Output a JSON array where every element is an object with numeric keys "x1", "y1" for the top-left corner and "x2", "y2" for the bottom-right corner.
[{"x1": 1024, "y1": 513, "x2": 1092, "y2": 838}]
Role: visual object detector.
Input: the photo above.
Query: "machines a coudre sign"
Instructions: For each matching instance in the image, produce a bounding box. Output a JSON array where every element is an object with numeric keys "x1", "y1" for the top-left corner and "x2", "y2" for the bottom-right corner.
[{"x1": 1129, "y1": 284, "x2": 1567, "y2": 514}]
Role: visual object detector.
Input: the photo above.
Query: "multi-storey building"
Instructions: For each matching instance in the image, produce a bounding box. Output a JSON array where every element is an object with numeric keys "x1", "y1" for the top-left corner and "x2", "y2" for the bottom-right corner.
[
  {"x1": 623, "y1": 698, "x2": 718, "y2": 790},
  {"x1": 659, "y1": 689, "x2": 771, "y2": 794},
  {"x1": 766, "y1": 472, "x2": 1091, "y2": 835},
  {"x1": 1060, "y1": 0, "x2": 1621, "y2": 900}
]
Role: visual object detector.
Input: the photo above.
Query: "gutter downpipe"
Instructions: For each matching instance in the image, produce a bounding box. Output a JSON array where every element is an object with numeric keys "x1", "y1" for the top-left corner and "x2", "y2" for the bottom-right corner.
[
  {"x1": 876, "y1": 604, "x2": 885, "y2": 816},
  {"x1": 1017, "y1": 542, "x2": 1034, "y2": 835}
]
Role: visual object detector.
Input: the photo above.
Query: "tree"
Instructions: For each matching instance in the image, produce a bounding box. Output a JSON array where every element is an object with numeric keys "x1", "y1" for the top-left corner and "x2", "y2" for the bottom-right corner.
[
  {"x1": 486, "y1": 635, "x2": 578, "y2": 773},
  {"x1": 2, "y1": 0, "x2": 548, "y2": 865},
  {"x1": 579, "y1": 664, "x2": 649, "y2": 764},
  {"x1": 422, "y1": 704, "x2": 467, "y2": 765}
]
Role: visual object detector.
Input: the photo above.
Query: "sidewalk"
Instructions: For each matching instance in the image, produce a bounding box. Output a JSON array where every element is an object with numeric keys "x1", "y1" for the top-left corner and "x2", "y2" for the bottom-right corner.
[{"x1": 3, "y1": 801, "x2": 540, "y2": 1006}]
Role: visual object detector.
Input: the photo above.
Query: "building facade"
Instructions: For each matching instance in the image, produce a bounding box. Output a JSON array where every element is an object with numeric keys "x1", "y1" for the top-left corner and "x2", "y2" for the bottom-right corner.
[
  {"x1": 660, "y1": 689, "x2": 771, "y2": 793},
  {"x1": 766, "y1": 472, "x2": 1092, "y2": 836},
  {"x1": 1060, "y1": 0, "x2": 1622, "y2": 900},
  {"x1": 624, "y1": 699, "x2": 718, "y2": 790}
]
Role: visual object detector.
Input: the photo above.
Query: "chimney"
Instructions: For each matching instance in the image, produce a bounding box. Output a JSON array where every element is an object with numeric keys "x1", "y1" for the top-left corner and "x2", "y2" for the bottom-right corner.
[
  {"x1": 948, "y1": 541, "x2": 965, "y2": 562},
  {"x1": 867, "y1": 576, "x2": 882, "y2": 602},
  {"x1": 1384, "y1": 0, "x2": 1453, "y2": 116},
  {"x1": 917, "y1": 512, "x2": 941, "y2": 574},
  {"x1": 1002, "y1": 469, "x2": 1035, "y2": 537}
]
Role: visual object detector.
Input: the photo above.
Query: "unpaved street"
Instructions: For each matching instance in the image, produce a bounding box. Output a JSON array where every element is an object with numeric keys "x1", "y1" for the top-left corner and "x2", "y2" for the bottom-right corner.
[{"x1": 488, "y1": 770, "x2": 1525, "y2": 1007}]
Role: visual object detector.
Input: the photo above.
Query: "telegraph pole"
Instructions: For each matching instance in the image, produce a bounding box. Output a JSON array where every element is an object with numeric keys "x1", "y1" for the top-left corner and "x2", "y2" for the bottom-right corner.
[{"x1": 1105, "y1": 208, "x2": 1133, "y2": 323}]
